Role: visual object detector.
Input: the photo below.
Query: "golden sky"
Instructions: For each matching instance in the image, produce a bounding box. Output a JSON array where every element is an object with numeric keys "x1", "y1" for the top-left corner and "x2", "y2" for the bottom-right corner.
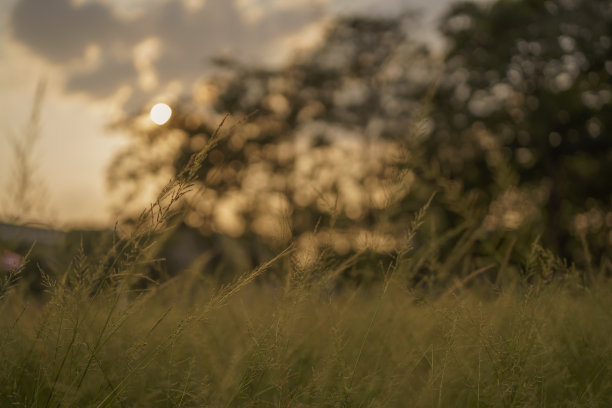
[{"x1": 0, "y1": 0, "x2": 455, "y2": 228}]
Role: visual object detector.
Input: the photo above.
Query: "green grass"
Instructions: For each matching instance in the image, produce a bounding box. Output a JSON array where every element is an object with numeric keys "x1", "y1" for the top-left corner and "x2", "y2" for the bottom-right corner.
[{"x1": 1, "y1": 264, "x2": 612, "y2": 407}]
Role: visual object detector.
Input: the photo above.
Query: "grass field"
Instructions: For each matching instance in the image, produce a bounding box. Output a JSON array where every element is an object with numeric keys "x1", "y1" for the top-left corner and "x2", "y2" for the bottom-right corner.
[
  {"x1": 1, "y1": 240, "x2": 611, "y2": 407},
  {"x1": 2, "y1": 120, "x2": 611, "y2": 407}
]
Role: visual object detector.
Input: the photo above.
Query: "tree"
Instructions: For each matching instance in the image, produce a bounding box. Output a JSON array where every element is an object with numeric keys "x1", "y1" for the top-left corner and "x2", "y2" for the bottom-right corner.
[
  {"x1": 109, "y1": 15, "x2": 436, "y2": 277},
  {"x1": 430, "y1": 0, "x2": 612, "y2": 265},
  {"x1": 110, "y1": 2, "x2": 612, "y2": 283}
]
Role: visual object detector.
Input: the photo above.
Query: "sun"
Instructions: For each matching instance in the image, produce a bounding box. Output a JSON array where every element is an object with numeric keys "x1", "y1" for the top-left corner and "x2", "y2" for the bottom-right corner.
[{"x1": 150, "y1": 103, "x2": 172, "y2": 125}]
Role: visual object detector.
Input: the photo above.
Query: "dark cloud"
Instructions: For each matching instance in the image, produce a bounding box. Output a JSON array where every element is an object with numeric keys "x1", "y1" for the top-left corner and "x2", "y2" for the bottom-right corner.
[
  {"x1": 9, "y1": 0, "x2": 320, "y2": 106},
  {"x1": 11, "y1": 0, "x2": 125, "y2": 62}
]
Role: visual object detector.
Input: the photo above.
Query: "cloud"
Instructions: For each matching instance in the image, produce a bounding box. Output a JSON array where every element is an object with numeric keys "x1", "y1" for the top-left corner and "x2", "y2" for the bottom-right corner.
[
  {"x1": 66, "y1": 57, "x2": 137, "y2": 99},
  {"x1": 9, "y1": 0, "x2": 320, "y2": 108},
  {"x1": 11, "y1": 0, "x2": 125, "y2": 62}
]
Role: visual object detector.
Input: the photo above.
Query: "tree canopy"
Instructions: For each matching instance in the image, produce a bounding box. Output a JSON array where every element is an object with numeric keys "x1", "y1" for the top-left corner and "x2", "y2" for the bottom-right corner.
[
  {"x1": 110, "y1": 15, "x2": 434, "y2": 267},
  {"x1": 432, "y1": 0, "x2": 612, "y2": 263},
  {"x1": 110, "y1": 0, "x2": 612, "y2": 278}
]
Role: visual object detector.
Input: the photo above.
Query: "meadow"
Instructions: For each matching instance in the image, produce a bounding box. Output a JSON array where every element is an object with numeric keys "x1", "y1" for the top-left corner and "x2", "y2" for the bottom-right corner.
[
  {"x1": 1, "y1": 245, "x2": 611, "y2": 407},
  {"x1": 1, "y1": 125, "x2": 611, "y2": 408}
]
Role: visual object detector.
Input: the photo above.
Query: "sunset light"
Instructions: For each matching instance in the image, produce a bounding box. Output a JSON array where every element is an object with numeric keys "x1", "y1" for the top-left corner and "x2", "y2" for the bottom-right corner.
[
  {"x1": 150, "y1": 103, "x2": 172, "y2": 125},
  {"x1": 2, "y1": 2, "x2": 610, "y2": 404}
]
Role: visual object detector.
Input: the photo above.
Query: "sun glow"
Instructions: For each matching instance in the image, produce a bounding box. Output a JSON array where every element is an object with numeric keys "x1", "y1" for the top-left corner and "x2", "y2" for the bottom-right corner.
[{"x1": 150, "y1": 103, "x2": 172, "y2": 125}]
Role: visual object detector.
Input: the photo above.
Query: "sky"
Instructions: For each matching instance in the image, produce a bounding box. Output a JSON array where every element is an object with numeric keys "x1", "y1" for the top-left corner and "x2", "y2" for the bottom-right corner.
[{"x1": 0, "y1": 0, "x2": 458, "y2": 229}]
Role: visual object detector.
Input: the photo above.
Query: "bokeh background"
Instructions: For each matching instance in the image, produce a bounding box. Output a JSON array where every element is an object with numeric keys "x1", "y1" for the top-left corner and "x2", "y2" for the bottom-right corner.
[
  {"x1": 0, "y1": 0, "x2": 454, "y2": 225},
  {"x1": 1, "y1": 0, "x2": 611, "y2": 285}
]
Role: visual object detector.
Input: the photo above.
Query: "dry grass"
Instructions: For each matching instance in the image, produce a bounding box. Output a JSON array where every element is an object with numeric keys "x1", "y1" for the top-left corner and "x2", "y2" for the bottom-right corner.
[{"x1": 1, "y1": 117, "x2": 611, "y2": 407}]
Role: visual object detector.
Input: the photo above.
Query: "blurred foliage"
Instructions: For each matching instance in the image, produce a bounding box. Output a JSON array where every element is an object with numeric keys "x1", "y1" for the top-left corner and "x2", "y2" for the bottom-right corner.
[
  {"x1": 432, "y1": 0, "x2": 612, "y2": 264},
  {"x1": 110, "y1": 15, "x2": 437, "y2": 276},
  {"x1": 110, "y1": 1, "x2": 612, "y2": 282}
]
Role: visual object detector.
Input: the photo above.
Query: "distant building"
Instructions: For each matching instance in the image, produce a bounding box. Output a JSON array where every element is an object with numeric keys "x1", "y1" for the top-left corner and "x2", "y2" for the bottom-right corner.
[
  {"x1": 0, "y1": 222, "x2": 66, "y2": 274},
  {"x1": 0, "y1": 222, "x2": 65, "y2": 247}
]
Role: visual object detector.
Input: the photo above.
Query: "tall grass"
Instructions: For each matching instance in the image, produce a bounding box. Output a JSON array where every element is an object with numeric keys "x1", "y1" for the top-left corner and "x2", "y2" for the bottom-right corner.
[
  {"x1": 2, "y1": 265, "x2": 611, "y2": 406},
  {"x1": 3, "y1": 79, "x2": 52, "y2": 224},
  {"x1": 1, "y1": 118, "x2": 611, "y2": 407}
]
